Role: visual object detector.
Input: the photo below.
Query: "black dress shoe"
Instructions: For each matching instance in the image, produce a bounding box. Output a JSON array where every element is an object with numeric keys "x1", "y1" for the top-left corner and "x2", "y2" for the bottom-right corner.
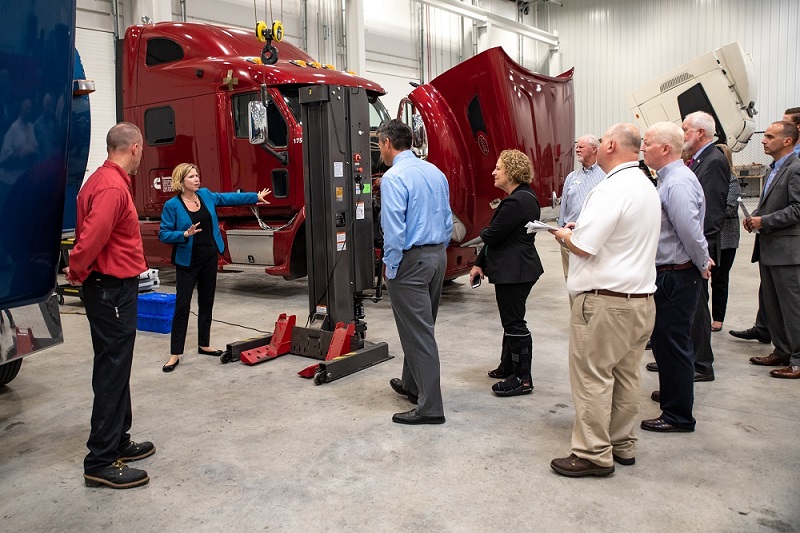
[
  {"x1": 612, "y1": 454, "x2": 635, "y2": 466},
  {"x1": 392, "y1": 408, "x2": 445, "y2": 425},
  {"x1": 389, "y1": 378, "x2": 418, "y2": 404},
  {"x1": 641, "y1": 417, "x2": 693, "y2": 433},
  {"x1": 729, "y1": 327, "x2": 771, "y2": 344},
  {"x1": 162, "y1": 358, "x2": 179, "y2": 372},
  {"x1": 694, "y1": 372, "x2": 715, "y2": 382},
  {"x1": 550, "y1": 454, "x2": 614, "y2": 477},
  {"x1": 198, "y1": 347, "x2": 224, "y2": 356},
  {"x1": 84, "y1": 460, "x2": 149, "y2": 489},
  {"x1": 646, "y1": 362, "x2": 659, "y2": 372},
  {"x1": 118, "y1": 440, "x2": 155, "y2": 462},
  {"x1": 650, "y1": 390, "x2": 660, "y2": 403},
  {"x1": 645, "y1": 339, "x2": 652, "y2": 350}
]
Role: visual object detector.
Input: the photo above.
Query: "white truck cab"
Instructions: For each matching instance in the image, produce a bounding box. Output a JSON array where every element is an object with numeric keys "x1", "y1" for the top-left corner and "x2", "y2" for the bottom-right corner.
[{"x1": 628, "y1": 42, "x2": 757, "y2": 152}]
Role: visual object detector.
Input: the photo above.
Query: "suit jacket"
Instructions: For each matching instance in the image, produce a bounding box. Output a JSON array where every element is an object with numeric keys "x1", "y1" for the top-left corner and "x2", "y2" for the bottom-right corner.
[
  {"x1": 475, "y1": 183, "x2": 544, "y2": 284},
  {"x1": 690, "y1": 144, "x2": 730, "y2": 264},
  {"x1": 751, "y1": 154, "x2": 800, "y2": 266},
  {"x1": 159, "y1": 188, "x2": 258, "y2": 267}
]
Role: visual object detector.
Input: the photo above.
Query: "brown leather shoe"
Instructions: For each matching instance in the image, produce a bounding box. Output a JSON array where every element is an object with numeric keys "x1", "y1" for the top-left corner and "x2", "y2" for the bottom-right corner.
[
  {"x1": 550, "y1": 454, "x2": 614, "y2": 477},
  {"x1": 750, "y1": 353, "x2": 789, "y2": 366},
  {"x1": 650, "y1": 390, "x2": 660, "y2": 403},
  {"x1": 769, "y1": 365, "x2": 800, "y2": 379}
]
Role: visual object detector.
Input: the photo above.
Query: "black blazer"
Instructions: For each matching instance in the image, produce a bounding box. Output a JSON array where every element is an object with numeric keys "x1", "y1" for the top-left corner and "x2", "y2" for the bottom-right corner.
[
  {"x1": 690, "y1": 145, "x2": 730, "y2": 263},
  {"x1": 475, "y1": 183, "x2": 544, "y2": 284}
]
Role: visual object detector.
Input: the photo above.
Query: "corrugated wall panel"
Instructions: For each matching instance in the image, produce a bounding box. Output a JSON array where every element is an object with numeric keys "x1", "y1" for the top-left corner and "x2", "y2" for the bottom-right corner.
[{"x1": 544, "y1": 0, "x2": 800, "y2": 139}]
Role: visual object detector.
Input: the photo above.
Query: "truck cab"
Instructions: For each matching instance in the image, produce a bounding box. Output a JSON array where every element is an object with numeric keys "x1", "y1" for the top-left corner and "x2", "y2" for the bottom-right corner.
[{"x1": 123, "y1": 22, "x2": 388, "y2": 278}]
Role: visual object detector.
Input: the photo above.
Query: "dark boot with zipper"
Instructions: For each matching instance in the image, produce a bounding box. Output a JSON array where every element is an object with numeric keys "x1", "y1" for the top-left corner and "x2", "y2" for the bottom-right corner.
[
  {"x1": 492, "y1": 335, "x2": 533, "y2": 396},
  {"x1": 487, "y1": 334, "x2": 514, "y2": 379}
]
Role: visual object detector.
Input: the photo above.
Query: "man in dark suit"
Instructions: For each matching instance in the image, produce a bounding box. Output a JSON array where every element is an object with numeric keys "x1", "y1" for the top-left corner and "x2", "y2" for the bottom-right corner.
[
  {"x1": 746, "y1": 121, "x2": 800, "y2": 379},
  {"x1": 682, "y1": 111, "x2": 730, "y2": 382}
]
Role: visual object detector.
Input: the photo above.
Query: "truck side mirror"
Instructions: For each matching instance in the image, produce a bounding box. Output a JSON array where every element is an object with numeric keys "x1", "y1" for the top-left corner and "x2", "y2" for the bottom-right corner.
[{"x1": 248, "y1": 100, "x2": 268, "y2": 145}]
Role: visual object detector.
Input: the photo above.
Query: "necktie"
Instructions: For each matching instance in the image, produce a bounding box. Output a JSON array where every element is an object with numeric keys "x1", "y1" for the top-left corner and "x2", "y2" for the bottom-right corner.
[
  {"x1": 686, "y1": 157, "x2": 694, "y2": 167},
  {"x1": 763, "y1": 161, "x2": 777, "y2": 194}
]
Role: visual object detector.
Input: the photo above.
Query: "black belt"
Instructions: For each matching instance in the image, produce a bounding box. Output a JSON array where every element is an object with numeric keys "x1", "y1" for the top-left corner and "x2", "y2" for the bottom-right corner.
[
  {"x1": 86, "y1": 272, "x2": 138, "y2": 284},
  {"x1": 584, "y1": 289, "x2": 653, "y2": 299},
  {"x1": 656, "y1": 261, "x2": 694, "y2": 273},
  {"x1": 407, "y1": 243, "x2": 442, "y2": 251}
]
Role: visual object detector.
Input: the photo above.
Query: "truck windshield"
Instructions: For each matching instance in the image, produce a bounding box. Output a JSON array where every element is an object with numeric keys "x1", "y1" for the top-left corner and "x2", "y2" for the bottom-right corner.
[{"x1": 370, "y1": 96, "x2": 390, "y2": 130}]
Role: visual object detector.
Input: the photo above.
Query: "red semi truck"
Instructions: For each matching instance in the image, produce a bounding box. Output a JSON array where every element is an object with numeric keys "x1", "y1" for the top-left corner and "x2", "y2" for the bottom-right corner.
[{"x1": 122, "y1": 22, "x2": 574, "y2": 280}]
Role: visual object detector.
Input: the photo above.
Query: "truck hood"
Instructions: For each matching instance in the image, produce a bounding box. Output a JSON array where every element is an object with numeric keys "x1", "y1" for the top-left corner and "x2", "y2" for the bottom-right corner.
[{"x1": 407, "y1": 47, "x2": 574, "y2": 243}]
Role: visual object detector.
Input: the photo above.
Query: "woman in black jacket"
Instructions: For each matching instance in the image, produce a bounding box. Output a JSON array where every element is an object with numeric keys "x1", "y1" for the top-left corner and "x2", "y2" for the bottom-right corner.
[{"x1": 470, "y1": 149, "x2": 544, "y2": 396}]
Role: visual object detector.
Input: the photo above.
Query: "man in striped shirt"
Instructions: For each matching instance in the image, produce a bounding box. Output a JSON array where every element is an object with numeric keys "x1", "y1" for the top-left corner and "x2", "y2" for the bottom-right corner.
[{"x1": 558, "y1": 135, "x2": 606, "y2": 281}]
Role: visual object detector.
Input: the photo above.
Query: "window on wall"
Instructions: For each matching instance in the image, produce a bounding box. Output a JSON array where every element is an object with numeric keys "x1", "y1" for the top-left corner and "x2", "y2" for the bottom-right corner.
[
  {"x1": 144, "y1": 106, "x2": 175, "y2": 145},
  {"x1": 232, "y1": 92, "x2": 288, "y2": 147},
  {"x1": 146, "y1": 38, "x2": 184, "y2": 66}
]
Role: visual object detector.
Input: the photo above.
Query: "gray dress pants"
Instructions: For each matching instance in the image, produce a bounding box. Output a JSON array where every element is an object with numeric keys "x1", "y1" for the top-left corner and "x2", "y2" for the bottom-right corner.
[{"x1": 387, "y1": 244, "x2": 446, "y2": 417}]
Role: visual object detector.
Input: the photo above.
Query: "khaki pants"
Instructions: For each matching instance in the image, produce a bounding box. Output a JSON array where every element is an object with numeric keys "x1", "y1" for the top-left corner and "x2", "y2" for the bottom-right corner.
[
  {"x1": 560, "y1": 245, "x2": 574, "y2": 306},
  {"x1": 568, "y1": 292, "x2": 655, "y2": 466}
]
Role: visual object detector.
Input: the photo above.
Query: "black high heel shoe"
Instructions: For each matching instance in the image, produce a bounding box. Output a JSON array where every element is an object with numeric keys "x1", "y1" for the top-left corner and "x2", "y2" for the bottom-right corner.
[
  {"x1": 162, "y1": 357, "x2": 180, "y2": 372},
  {"x1": 198, "y1": 347, "x2": 224, "y2": 356}
]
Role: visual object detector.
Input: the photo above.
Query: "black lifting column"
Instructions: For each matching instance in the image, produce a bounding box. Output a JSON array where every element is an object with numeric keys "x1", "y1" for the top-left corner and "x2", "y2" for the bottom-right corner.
[{"x1": 297, "y1": 84, "x2": 391, "y2": 383}]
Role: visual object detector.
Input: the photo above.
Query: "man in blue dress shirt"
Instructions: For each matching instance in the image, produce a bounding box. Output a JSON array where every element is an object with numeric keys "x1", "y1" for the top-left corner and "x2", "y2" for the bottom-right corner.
[
  {"x1": 378, "y1": 119, "x2": 453, "y2": 425},
  {"x1": 640, "y1": 122, "x2": 712, "y2": 433}
]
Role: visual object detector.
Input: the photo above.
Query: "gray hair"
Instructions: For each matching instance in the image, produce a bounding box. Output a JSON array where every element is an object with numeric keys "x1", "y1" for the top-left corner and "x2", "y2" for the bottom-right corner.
[
  {"x1": 684, "y1": 111, "x2": 716, "y2": 138},
  {"x1": 577, "y1": 134, "x2": 600, "y2": 148},
  {"x1": 646, "y1": 122, "x2": 684, "y2": 154}
]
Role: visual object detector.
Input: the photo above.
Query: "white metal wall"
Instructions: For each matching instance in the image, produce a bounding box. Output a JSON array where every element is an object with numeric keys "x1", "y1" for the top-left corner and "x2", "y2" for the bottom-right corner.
[
  {"x1": 75, "y1": 0, "x2": 798, "y2": 146},
  {"x1": 541, "y1": 0, "x2": 800, "y2": 139}
]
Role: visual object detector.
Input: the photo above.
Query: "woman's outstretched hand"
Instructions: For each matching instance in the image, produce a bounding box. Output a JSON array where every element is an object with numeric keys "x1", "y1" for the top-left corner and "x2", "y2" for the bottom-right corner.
[{"x1": 257, "y1": 188, "x2": 272, "y2": 203}]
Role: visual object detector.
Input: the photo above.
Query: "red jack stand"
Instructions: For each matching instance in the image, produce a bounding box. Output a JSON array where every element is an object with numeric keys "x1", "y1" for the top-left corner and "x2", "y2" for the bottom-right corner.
[
  {"x1": 240, "y1": 314, "x2": 295, "y2": 365},
  {"x1": 298, "y1": 322, "x2": 355, "y2": 378}
]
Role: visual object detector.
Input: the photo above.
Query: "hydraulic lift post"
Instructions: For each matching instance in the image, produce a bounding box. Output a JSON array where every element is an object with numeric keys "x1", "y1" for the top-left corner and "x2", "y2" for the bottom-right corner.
[
  {"x1": 294, "y1": 84, "x2": 391, "y2": 383},
  {"x1": 229, "y1": 84, "x2": 391, "y2": 383}
]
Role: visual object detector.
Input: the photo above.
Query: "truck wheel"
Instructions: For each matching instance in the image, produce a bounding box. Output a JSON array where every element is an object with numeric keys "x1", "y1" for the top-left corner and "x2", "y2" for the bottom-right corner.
[{"x1": 0, "y1": 358, "x2": 22, "y2": 388}]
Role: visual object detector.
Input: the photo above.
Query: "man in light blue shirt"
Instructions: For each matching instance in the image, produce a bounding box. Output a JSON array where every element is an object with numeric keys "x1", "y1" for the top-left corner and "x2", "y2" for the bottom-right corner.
[
  {"x1": 379, "y1": 119, "x2": 452, "y2": 425},
  {"x1": 557, "y1": 134, "x2": 606, "y2": 280},
  {"x1": 640, "y1": 121, "x2": 712, "y2": 434}
]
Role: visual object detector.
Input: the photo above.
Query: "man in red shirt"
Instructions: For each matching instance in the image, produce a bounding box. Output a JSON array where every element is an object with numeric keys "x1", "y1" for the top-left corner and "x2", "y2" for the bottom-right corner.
[{"x1": 65, "y1": 122, "x2": 154, "y2": 489}]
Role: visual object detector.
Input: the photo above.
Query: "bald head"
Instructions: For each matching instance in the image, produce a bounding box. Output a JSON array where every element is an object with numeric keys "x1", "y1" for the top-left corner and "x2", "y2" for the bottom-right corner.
[
  {"x1": 596, "y1": 123, "x2": 641, "y2": 173},
  {"x1": 105, "y1": 122, "x2": 143, "y2": 175},
  {"x1": 106, "y1": 122, "x2": 142, "y2": 153}
]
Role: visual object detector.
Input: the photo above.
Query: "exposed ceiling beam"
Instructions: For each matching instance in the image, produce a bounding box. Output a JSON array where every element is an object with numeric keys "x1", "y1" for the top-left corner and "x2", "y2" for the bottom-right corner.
[{"x1": 415, "y1": 0, "x2": 559, "y2": 47}]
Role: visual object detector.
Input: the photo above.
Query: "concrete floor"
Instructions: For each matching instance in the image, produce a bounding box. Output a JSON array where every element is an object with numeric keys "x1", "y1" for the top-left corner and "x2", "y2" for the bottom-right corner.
[{"x1": 1, "y1": 227, "x2": 799, "y2": 532}]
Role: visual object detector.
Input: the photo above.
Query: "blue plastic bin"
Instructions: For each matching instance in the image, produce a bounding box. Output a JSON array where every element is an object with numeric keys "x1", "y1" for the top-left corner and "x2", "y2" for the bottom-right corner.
[
  {"x1": 137, "y1": 314, "x2": 173, "y2": 334},
  {"x1": 137, "y1": 292, "x2": 176, "y2": 317}
]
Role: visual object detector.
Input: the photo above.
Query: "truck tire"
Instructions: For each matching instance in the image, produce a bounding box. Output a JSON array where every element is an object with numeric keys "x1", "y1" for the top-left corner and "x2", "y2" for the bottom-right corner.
[{"x1": 0, "y1": 358, "x2": 22, "y2": 388}]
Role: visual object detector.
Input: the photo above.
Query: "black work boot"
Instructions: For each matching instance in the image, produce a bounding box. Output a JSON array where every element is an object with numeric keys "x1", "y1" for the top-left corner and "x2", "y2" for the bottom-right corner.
[
  {"x1": 118, "y1": 440, "x2": 156, "y2": 462},
  {"x1": 84, "y1": 460, "x2": 149, "y2": 489}
]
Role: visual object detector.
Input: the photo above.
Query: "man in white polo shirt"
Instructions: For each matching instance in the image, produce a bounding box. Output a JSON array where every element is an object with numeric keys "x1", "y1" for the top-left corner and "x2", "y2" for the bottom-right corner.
[{"x1": 549, "y1": 123, "x2": 661, "y2": 477}]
